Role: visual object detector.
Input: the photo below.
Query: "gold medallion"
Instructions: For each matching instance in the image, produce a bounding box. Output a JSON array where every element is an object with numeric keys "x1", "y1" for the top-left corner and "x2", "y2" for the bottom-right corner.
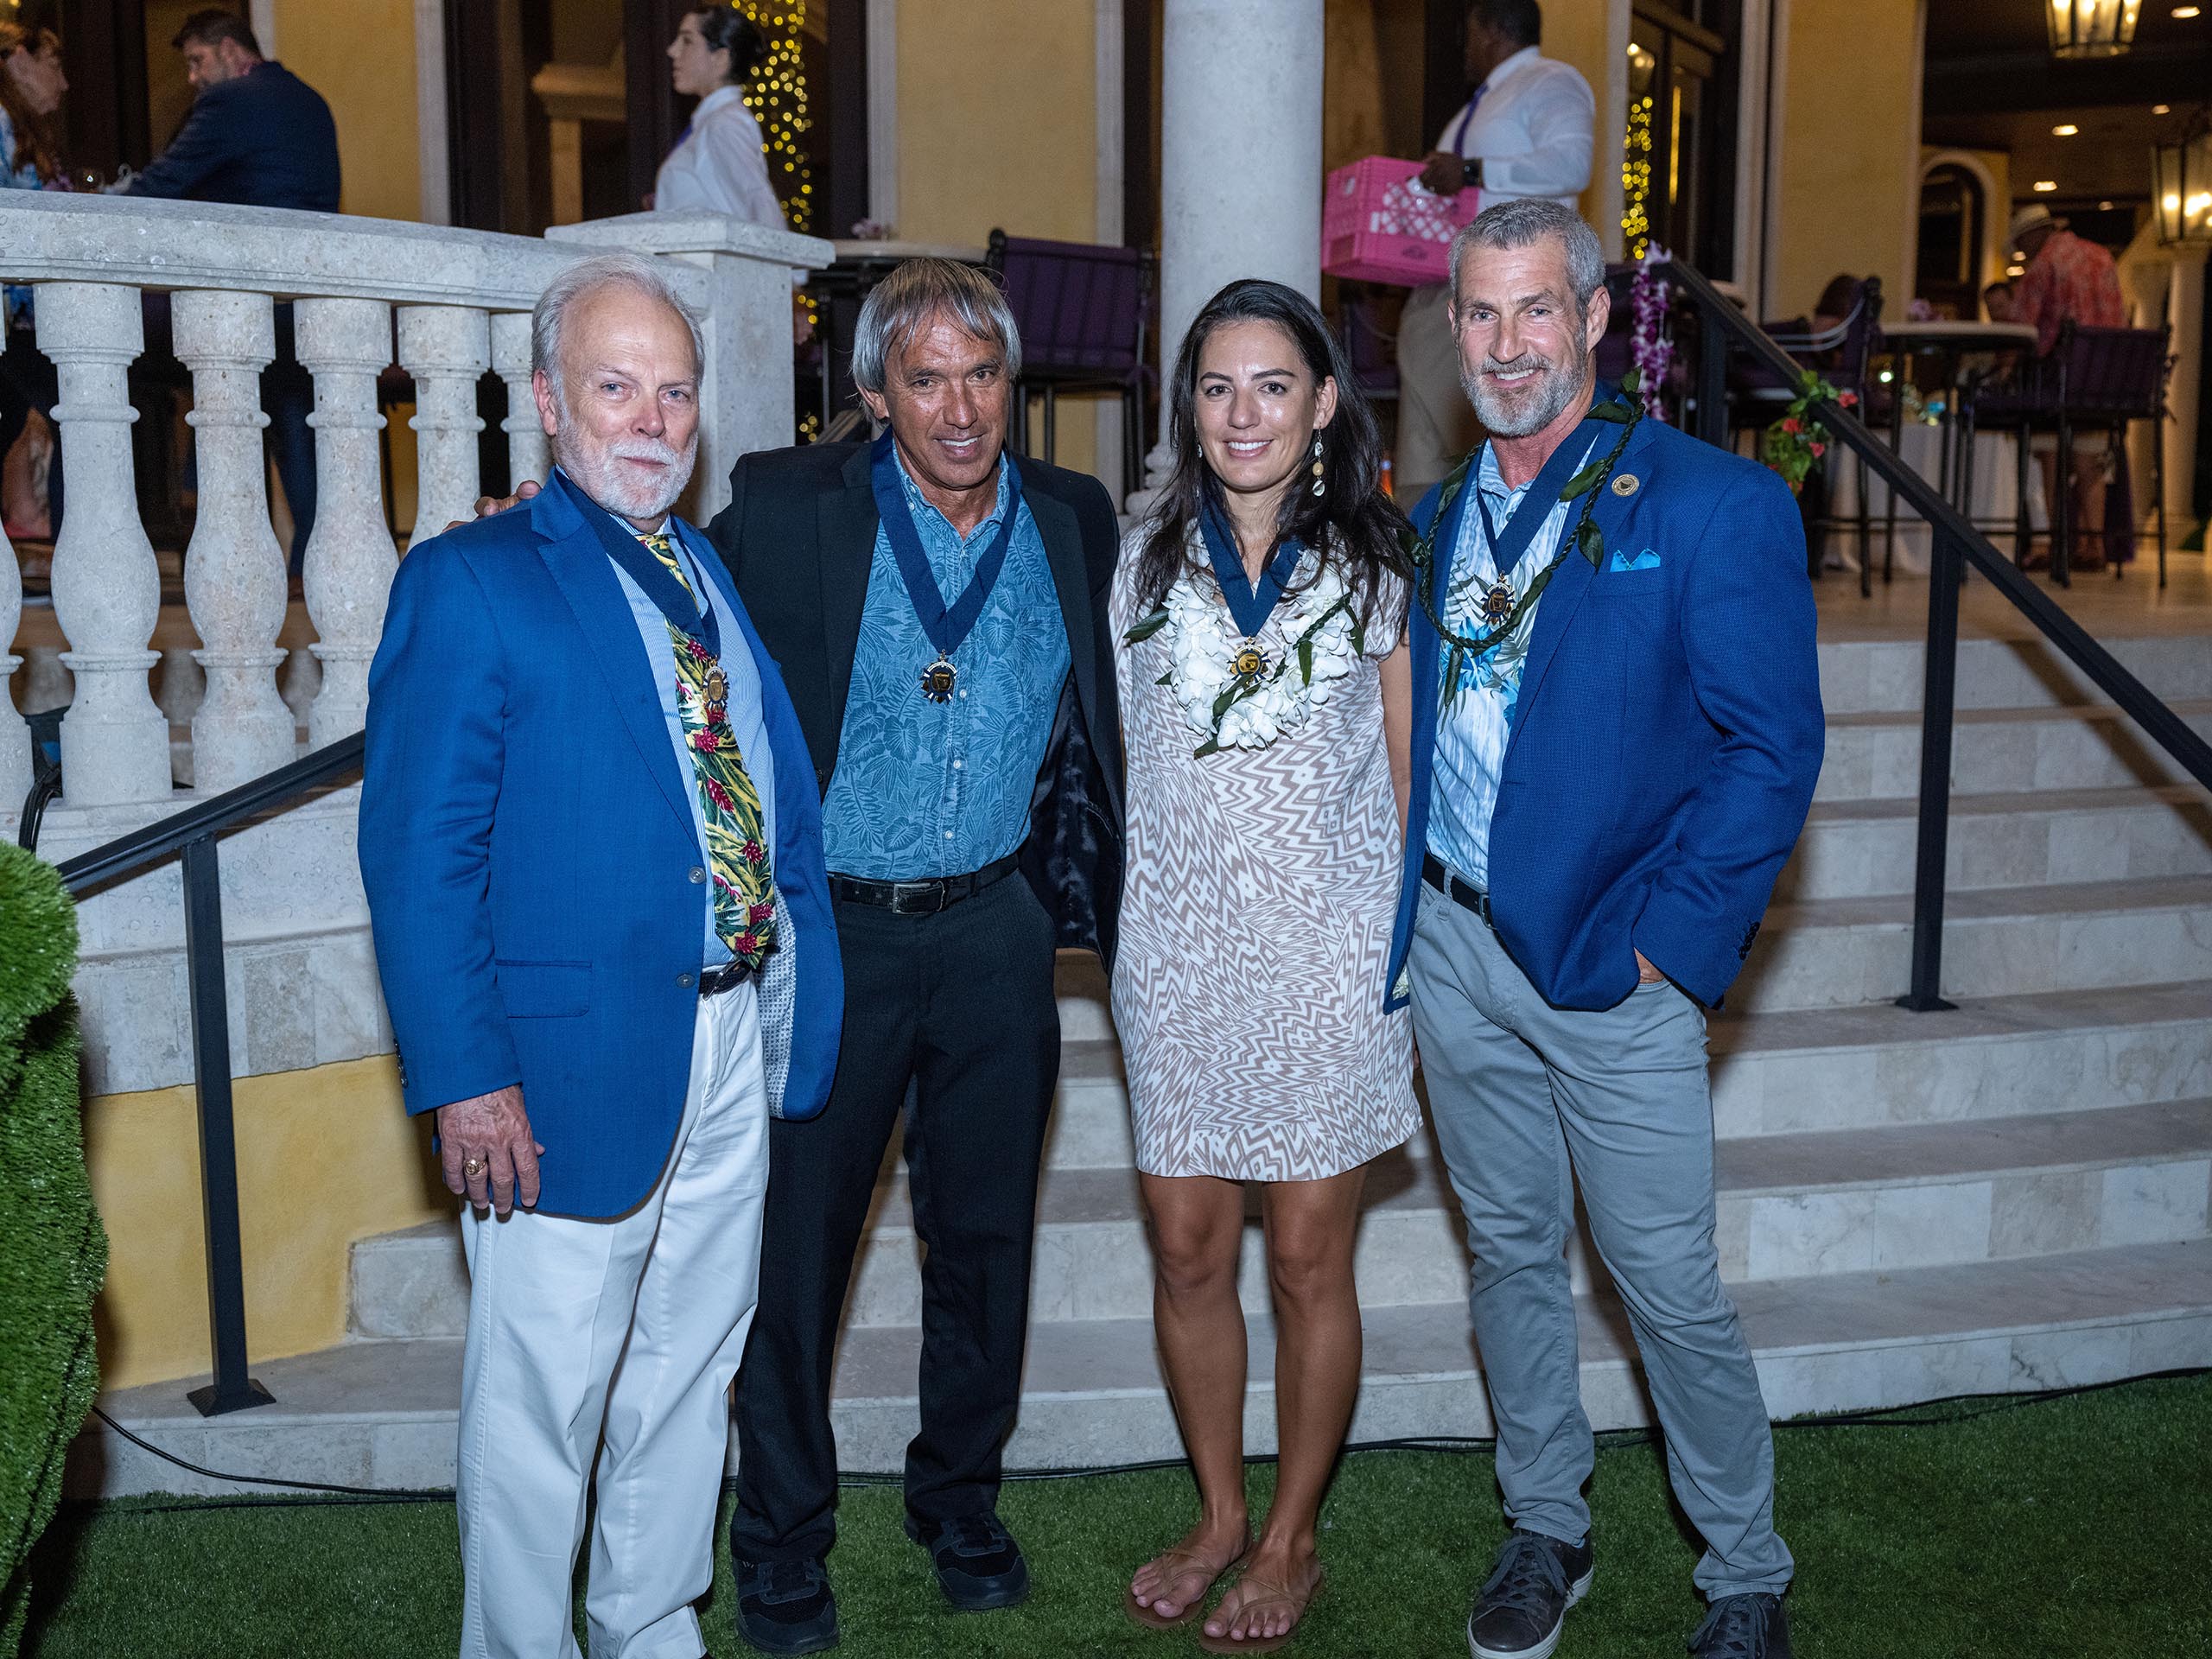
[
  {"x1": 1231, "y1": 645, "x2": 1268, "y2": 678},
  {"x1": 918, "y1": 656, "x2": 958, "y2": 702},
  {"x1": 1611, "y1": 473, "x2": 1642, "y2": 497}
]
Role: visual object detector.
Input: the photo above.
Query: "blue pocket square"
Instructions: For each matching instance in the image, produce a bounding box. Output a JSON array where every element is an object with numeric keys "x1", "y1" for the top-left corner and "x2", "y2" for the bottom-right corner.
[{"x1": 1609, "y1": 548, "x2": 1663, "y2": 573}]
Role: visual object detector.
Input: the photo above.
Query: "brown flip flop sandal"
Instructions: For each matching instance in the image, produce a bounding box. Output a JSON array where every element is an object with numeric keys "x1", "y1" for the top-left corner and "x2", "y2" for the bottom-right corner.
[
  {"x1": 1124, "y1": 1541, "x2": 1250, "y2": 1630},
  {"x1": 1196, "y1": 1563, "x2": 1325, "y2": 1655}
]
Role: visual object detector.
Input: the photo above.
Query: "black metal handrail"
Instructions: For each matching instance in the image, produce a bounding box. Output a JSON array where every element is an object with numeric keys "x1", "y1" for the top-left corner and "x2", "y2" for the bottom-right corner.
[
  {"x1": 1662, "y1": 260, "x2": 2212, "y2": 1010},
  {"x1": 54, "y1": 731, "x2": 366, "y2": 1416}
]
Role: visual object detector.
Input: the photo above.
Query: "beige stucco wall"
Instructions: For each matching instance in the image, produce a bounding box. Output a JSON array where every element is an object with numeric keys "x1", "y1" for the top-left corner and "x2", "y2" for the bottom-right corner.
[
  {"x1": 1774, "y1": 0, "x2": 1922, "y2": 320},
  {"x1": 88, "y1": 1055, "x2": 448, "y2": 1390},
  {"x1": 273, "y1": 0, "x2": 423, "y2": 223}
]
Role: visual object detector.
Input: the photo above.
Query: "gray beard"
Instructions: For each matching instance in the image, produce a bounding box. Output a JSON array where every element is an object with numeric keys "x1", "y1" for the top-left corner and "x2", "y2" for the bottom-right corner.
[
  {"x1": 553, "y1": 428, "x2": 697, "y2": 524},
  {"x1": 1462, "y1": 353, "x2": 1591, "y2": 439}
]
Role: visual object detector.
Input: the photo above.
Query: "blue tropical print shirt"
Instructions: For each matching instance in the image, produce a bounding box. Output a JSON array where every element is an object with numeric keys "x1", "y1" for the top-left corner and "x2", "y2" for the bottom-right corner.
[{"x1": 820, "y1": 449, "x2": 1071, "y2": 880}]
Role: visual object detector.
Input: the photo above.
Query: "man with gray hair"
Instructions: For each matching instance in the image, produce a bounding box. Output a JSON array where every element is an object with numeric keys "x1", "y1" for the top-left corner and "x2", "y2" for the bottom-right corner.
[
  {"x1": 360, "y1": 251, "x2": 842, "y2": 1659},
  {"x1": 706, "y1": 257, "x2": 1122, "y2": 1653},
  {"x1": 1383, "y1": 199, "x2": 1821, "y2": 1659}
]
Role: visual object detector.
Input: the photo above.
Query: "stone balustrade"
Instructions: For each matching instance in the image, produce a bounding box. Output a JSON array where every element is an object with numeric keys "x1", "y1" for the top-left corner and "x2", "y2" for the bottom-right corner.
[{"x1": 1, "y1": 190, "x2": 830, "y2": 1099}]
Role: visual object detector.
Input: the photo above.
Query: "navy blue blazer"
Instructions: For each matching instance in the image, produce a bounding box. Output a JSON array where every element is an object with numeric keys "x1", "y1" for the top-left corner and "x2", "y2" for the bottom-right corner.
[
  {"x1": 1384, "y1": 414, "x2": 1824, "y2": 1013},
  {"x1": 359, "y1": 483, "x2": 842, "y2": 1220},
  {"x1": 125, "y1": 61, "x2": 340, "y2": 212}
]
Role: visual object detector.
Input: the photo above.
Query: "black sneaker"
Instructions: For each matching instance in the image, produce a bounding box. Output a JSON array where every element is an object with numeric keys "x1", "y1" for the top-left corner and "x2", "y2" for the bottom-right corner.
[
  {"x1": 904, "y1": 1510, "x2": 1031, "y2": 1611},
  {"x1": 734, "y1": 1557, "x2": 839, "y2": 1656},
  {"x1": 1467, "y1": 1529, "x2": 1594, "y2": 1659},
  {"x1": 1688, "y1": 1593, "x2": 1792, "y2": 1658}
]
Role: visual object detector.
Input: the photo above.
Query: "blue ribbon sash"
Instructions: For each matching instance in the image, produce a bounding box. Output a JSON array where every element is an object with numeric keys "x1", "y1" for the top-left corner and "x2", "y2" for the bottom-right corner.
[
  {"x1": 555, "y1": 468, "x2": 718, "y2": 658},
  {"x1": 1198, "y1": 495, "x2": 1306, "y2": 640},
  {"x1": 869, "y1": 429, "x2": 1023, "y2": 661}
]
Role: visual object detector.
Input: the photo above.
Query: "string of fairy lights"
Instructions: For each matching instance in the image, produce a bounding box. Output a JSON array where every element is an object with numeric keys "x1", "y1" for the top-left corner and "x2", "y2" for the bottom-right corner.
[
  {"x1": 1621, "y1": 86, "x2": 1654, "y2": 258},
  {"x1": 729, "y1": 0, "x2": 815, "y2": 234}
]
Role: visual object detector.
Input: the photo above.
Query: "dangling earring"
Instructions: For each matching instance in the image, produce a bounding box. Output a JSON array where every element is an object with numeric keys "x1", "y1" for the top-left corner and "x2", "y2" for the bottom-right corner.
[{"x1": 1309, "y1": 432, "x2": 1326, "y2": 499}]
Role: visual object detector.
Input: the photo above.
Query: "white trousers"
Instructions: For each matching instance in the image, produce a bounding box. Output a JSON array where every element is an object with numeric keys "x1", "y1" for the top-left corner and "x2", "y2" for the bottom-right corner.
[{"x1": 456, "y1": 984, "x2": 769, "y2": 1659}]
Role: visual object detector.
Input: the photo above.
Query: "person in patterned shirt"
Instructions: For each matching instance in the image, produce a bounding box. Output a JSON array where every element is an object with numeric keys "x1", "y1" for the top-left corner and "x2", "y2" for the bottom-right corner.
[{"x1": 2008, "y1": 204, "x2": 2127, "y2": 569}]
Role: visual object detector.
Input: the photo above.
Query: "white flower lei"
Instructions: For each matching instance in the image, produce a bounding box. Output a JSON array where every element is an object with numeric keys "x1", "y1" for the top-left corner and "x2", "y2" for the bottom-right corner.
[{"x1": 1129, "y1": 548, "x2": 1365, "y2": 757}]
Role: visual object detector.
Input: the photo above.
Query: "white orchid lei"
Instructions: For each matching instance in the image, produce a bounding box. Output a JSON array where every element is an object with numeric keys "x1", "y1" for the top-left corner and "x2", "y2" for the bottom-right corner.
[{"x1": 1126, "y1": 546, "x2": 1366, "y2": 758}]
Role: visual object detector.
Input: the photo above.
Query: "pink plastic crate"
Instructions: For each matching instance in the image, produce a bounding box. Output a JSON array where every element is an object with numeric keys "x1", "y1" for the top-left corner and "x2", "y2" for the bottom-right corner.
[{"x1": 1321, "y1": 156, "x2": 1482, "y2": 288}]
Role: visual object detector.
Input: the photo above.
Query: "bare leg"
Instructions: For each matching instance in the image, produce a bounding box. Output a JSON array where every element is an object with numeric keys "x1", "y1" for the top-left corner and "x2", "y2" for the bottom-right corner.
[
  {"x1": 1206, "y1": 1166, "x2": 1369, "y2": 1644},
  {"x1": 1130, "y1": 1172, "x2": 1252, "y2": 1620},
  {"x1": 2073, "y1": 445, "x2": 2108, "y2": 568}
]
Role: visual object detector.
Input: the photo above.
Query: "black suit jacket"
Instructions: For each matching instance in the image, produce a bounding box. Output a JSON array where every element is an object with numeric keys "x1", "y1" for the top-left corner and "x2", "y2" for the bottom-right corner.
[
  {"x1": 124, "y1": 62, "x2": 341, "y2": 213},
  {"x1": 704, "y1": 441, "x2": 1125, "y2": 963}
]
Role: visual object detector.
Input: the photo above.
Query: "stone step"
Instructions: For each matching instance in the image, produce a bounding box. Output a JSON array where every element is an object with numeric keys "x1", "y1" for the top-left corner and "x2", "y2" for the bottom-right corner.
[
  {"x1": 1736, "y1": 875, "x2": 2212, "y2": 1012},
  {"x1": 1817, "y1": 633, "x2": 2212, "y2": 717},
  {"x1": 1046, "y1": 982, "x2": 2212, "y2": 1162},
  {"x1": 349, "y1": 1098, "x2": 2212, "y2": 1338},
  {"x1": 1815, "y1": 700, "x2": 2212, "y2": 803},
  {"x1": 79, "y1": 1240, "x2": 2212, "y2": 1496},
  {"x1": 1776, "y1": 785, "x2": 2212, "y2": 901}
]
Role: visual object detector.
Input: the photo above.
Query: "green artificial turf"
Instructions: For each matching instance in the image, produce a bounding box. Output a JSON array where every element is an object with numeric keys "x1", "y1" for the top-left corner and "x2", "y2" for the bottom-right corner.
[{"x1": 23, "y1": 1373, "x2": 2212, "y2": 1658}]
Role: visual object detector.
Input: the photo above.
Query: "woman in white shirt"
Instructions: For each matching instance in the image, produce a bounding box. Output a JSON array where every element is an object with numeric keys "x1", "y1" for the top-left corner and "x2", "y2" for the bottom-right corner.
[{"x1": 654, "y1": 5, "x2": 786, "y2": 228}]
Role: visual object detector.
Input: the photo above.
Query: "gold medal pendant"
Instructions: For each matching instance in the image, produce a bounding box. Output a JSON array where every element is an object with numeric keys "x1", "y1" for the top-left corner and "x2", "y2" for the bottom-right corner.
[
  {"x1": 1231, "y1": 642, "x2": 1269, "y2": 679},
  {"x1": 919, "y1": 655, "x2": 958, "y2": 703},
  {"x1": 1478, "y1": 577, "x2": 1516, "y2": 627},
  {"x1": 703, "y1": 664, "x2": 730, "y2": 721}
]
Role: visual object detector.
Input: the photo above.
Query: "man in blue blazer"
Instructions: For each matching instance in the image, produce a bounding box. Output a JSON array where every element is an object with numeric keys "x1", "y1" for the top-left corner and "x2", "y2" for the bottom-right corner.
[
  {"x1": 359, "y1": 252, "x2": 841, "y2": 1659},
  {"x1": 1385, "y1": 201, "x2": 1821, "y2": 1659}
]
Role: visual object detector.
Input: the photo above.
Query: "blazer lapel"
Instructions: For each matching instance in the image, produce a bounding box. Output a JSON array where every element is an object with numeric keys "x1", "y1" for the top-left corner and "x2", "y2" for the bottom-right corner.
[
  {"x1": 1023, "y1": 480, "x2": 1098, "y2": 742},
  {"x1": 534, "y1": 502, "x2": 699, "y2": 842},
  {"x1": 818, "y1": 446, "x2": 879, "y2": 745}
]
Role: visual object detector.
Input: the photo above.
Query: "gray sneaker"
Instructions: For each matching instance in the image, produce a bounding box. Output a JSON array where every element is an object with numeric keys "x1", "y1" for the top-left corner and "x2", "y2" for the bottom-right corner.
[
  {"x1": 1688, "y1": 1592, "x2": 1792, "y2": 1658},
  {"x1": 1467, "y1": 1529, "x2": 1594, "y2": 1659}
]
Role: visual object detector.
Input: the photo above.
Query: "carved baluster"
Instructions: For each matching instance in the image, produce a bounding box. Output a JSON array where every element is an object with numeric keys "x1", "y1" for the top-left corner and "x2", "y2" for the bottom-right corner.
[
  {"x1": 398, "y1": 305, "x2": 490, "y2": 543},
  {"x1": 38, "y1": 282, "x2": 169, "y2": 806},
  {"x1": 491, "y1": 310, "x2": 549, "y2": 493},
  {"x1": 296, "y1": 297, "x2": 395, "y2": 747},
  {"x1": 0, "y1": 517, "x2": 28, "y2": 813},
  {"x1": 175, "y1": 289, "x2": 294, "y2": 791}
]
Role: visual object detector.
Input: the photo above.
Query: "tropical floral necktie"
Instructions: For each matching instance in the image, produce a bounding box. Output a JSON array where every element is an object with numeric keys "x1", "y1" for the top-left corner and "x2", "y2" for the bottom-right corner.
[{"x1": 639, "y1": 532, "x2": 777, "y2": 969}]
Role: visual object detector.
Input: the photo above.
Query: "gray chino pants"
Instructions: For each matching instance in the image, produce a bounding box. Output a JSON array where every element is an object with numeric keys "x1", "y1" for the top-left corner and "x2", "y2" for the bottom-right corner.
[{"x1": 1408, "y1": 879, "x2": 1794, "y2": 1601}]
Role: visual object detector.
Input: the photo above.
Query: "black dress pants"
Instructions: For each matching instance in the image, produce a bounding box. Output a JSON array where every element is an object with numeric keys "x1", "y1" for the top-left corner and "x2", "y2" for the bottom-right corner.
[{"x1": 730, "y1": 872, "x2": 1061, "y2": 1564}]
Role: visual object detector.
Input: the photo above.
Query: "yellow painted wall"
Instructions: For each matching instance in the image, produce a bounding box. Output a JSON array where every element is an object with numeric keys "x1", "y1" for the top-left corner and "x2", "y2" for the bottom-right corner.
[
  {"x1": 894, "y1": 0, "x2": 1102, "y2": 475},
  {"x1": 272, "y1": 0, "x2": 423, "y2": 223},
  {"x1": 1775, "y1": 0, "x2": 1920, "y2": 320},
  {"x1": 87, "y1": 1055, "x2": 449, "y2": 1391},
  {"x1": 1536, "y1": 3, "x2": 1615, "y2": 238}
]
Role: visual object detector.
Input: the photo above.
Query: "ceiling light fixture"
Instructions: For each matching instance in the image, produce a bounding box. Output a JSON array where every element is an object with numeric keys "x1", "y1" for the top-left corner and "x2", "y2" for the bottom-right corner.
[
  {"x1": 2046, "y1": 0, "x2": 2143, "y2": 55},
  {"x1": 2053, "y1": 124, "x2": 2081, "y2": 135},
  {"x1": 2033, "y1": 180, "x2": 2060, "y2": 191}
]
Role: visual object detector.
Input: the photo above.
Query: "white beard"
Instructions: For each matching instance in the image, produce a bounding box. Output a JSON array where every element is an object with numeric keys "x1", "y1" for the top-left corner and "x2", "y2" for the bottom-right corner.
[{"x1": 553, "y1": 429, "x2": 697, "y2": 523}]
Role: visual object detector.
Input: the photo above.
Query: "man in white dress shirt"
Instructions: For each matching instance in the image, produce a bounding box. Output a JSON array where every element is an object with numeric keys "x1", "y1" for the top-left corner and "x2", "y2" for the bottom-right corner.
[{"x1": 1396, "y1": 0, "x2": 1596, "y2": 500}]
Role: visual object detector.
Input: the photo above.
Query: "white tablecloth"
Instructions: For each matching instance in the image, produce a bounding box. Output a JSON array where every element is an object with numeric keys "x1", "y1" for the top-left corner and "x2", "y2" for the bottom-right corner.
[{"x1": 1820, "y1": 423, "x2": 2047, "y2": 575}]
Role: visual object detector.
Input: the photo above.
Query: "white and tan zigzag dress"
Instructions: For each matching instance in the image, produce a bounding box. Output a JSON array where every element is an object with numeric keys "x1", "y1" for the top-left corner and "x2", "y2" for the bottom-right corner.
[{"x1": 1109, "y1": 527, "x2": 1417, "y2": 1182}]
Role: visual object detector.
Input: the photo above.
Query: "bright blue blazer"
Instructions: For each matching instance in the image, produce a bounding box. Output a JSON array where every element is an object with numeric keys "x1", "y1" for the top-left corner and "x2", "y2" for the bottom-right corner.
[
  {"x1": 1384, "y1": 415, "x2": 1825, "y2": 1014},
  {"x1": 359, "y1": 481, "x2": 842, "y2": 1219}
]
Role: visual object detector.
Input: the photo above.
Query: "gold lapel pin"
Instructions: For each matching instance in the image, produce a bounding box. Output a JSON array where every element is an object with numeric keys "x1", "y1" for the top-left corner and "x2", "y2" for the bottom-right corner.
[{"x1": 1611, "y1": 474, "x2": 1642, "y2": 498}]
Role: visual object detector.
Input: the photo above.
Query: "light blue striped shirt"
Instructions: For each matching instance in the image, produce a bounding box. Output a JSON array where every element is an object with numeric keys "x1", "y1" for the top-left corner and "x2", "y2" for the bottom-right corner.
[{"x1": 1425, "y1": 439, "x2": 1592, "y2": 889}]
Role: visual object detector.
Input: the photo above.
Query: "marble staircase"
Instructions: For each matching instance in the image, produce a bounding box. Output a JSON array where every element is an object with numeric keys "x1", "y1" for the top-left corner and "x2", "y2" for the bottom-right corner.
[{"x1": 74, "y1": 626, "x2": 2212, "y2": 1497}]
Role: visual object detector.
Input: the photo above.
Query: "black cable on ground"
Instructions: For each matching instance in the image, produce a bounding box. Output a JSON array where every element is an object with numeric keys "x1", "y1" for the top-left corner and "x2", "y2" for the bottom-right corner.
[{"x1": 75, "y1": 1365, "x2": 2211, "y2": 1516}]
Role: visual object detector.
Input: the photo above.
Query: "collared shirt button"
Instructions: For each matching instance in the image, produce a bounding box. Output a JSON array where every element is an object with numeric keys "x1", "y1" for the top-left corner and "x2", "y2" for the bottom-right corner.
[
  {"x1": 952, "y1": 760, "x2": 963, "y2": 770},
  {"x1": 677, "y1": 971, "x2": 695, "y2": 988},
  {"x1": 944, "y1": 830, "x2": 954, "y2": 839},
  {"x1": 957, "y1": 688, "x2": 968, "y2": 698},
  {"x1": 689, "y1": 866, "x2": 706, "y2": 884}
]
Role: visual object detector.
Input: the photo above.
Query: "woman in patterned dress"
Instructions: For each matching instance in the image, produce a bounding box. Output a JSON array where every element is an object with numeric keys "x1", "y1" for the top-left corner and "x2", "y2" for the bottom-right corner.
[{"x1": 1115, "y1": 280, "x2": 1415, "y2": 1651}]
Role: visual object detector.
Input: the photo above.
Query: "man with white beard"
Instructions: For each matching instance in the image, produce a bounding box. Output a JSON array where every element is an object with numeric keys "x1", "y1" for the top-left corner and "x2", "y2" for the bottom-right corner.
[{"x1": 359, "y1": 251, "x2": 842, "y2": 1659}]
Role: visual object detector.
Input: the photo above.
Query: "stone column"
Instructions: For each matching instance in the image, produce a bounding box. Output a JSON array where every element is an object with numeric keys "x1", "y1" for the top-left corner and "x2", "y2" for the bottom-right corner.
[
  {"x1": 0, "y1": 517, "x2": 27, "y2": 814},
  {"x1": 38, "y1": 282, "x2": 171, "y2": 806},
  {"x1": 1129, "y1": 0, "x2": 1325, "y2": 514},
  {"x1": 175, "y1": 289, "x2": 295, "y2": 792},
  {"x1": 296, "y1": 297, "x2": 396, "y2": 748},
  {"x1": 490, "y1": 310, "x2": 550, "y2": 491},
  {"x1": 398, "y1": 305, "x2": 491, "y2": 543}
]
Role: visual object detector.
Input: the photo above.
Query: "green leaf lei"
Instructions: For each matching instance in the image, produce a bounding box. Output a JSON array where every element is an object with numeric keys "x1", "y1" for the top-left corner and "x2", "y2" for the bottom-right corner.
[{"x1": 1404, "y1": 373, "x2": 1645, "y2": 706}]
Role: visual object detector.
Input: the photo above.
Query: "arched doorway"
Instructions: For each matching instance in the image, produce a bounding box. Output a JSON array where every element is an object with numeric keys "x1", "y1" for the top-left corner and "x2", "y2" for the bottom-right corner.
[{"x1": 1916, "y1": 158, "x2": 1990, "y2": 320}]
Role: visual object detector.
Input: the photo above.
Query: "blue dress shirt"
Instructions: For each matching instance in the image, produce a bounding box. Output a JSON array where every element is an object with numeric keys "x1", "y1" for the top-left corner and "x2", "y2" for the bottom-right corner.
[
  {"x1": 606, "y1": 509, "x2": 774, "y2": 968},
  {"x1": 821, "y1": 451, "x2": 1071, "y2": 880},
  {"x1": 1426, "y1": 438, "x2": 1593, "y2": 888}
]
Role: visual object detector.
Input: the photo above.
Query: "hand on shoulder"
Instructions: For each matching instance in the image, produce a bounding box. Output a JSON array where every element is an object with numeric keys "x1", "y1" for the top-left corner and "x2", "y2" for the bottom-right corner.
[{"x1": 448, "y1": 477, "x2": 542, "y2": 534}]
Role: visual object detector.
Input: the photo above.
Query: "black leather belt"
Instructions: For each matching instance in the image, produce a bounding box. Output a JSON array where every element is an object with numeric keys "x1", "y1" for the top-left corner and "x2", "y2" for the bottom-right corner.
[
  {"x1": 830, "y1": 853, "x2": 1020, "y2": 916},
  {"x1": 1422, "y1": 852, "x2": 1495, "y2": 925},
  {"x1": 699, "y1": 958, "x2": 759, "y2": 999}
]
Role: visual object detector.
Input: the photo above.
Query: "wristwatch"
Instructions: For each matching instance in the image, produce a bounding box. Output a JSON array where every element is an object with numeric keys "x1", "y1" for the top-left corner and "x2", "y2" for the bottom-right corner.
[{"x1": 1460, "y1": 157, "x2": 1480, "y2": 190}]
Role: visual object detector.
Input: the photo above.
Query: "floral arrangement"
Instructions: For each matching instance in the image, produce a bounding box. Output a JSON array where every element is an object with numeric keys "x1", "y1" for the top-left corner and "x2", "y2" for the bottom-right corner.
[
  {"x1": 1630, "y1": 244, "x2": 1675, "y2": 424},
  {"x1": 1758, "y1": 369, "x2": 1859, "y2": 495},
  {"x1": 1126, "y1": 552, "x2": 1365, "y2": 758}
]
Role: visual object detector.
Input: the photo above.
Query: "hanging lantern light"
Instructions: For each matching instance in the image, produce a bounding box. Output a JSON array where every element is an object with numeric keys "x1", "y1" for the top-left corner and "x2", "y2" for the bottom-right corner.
[
  {"x1": 2045, "y1": 0, "x2": 2142, "y2": 57},
  {"x1": 2152, "y1": 109, "x2": 2212, "y2": 245}
]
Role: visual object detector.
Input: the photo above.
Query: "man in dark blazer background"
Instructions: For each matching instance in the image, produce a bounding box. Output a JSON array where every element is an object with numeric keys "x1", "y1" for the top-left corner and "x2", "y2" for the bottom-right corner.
[{"x1": 709, "y1": 258, "x2": 1122, "y2": 1655}]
